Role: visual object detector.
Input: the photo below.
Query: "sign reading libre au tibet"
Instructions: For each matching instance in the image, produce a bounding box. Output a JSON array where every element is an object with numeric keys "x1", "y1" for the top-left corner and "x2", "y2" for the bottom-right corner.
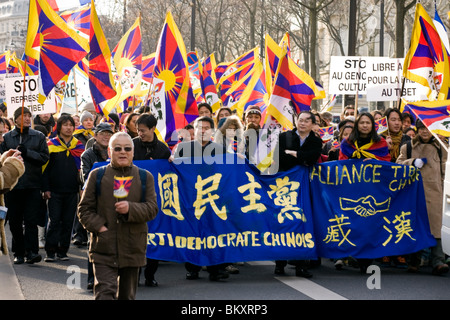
[
  {"x1": 4, "y1": 75, "x2": 57, "y2": 116},
  {"x1": 328, "y1": 56, "x2": 429, "y2": 101}
]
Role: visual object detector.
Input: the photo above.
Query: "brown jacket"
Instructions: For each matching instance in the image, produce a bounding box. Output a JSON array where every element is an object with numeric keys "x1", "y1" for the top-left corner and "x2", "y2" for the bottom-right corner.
[
  {"x1": 396, "y1": 136, "x2": 447, "y2": 238},
  {"x1": 78, "y1": 164, "x2": 158, "y2": 268}
]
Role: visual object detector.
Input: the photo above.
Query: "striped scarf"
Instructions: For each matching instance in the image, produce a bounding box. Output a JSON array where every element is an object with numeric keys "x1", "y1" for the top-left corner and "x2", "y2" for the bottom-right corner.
[
  {"x1": 73, "y1": 125, "x2": 94, "y2": 139},
  {"x1": 43, "y1": 136, "x2": 85, "y2": 172},
  {"x1": 340, "y1": 138, "x2": 391, "y2": 161}
]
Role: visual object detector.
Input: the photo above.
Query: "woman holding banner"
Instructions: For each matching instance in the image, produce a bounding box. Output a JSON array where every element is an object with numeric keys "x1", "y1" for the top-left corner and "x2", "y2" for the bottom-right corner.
[
  {"x1": 338, "y1": 112, "x2": 391, "y2": 272},
  {"x1": 339, "y1": 112, "x2": 391, "y2": 162}
]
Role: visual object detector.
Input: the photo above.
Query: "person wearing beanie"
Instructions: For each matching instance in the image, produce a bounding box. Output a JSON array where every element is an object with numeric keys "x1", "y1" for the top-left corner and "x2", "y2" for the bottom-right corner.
[
  {"x1": 74, "y1": 111, "x2": 95, "y2": 145},
  {"x1": 244, "y1": 105, "x2": 262, "y2": 129},
  {"x1": 0, "y1": 107, "x2": 50, "y2": 265}
]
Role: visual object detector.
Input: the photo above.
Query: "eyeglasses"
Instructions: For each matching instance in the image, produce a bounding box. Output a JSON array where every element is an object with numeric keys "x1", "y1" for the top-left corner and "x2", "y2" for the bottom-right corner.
[{"x1": 113, "y1": 146, "x2": 133, "y2": 152}]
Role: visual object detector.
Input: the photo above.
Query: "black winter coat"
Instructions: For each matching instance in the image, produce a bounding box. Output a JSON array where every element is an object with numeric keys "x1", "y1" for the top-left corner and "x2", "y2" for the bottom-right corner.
[{"x1": 0, "y1": 127, "x2": 49, "y2": 189}]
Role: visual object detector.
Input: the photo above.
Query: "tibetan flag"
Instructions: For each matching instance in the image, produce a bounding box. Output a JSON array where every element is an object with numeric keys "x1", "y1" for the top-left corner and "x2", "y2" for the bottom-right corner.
[
  {"x1": 0, "y1": 51, "x2": 10, "y2": 74},
  {"x1": 375, "y1": 116, "x2": 389, "y2": 134},
  {"x1": 201, "y1": 53, "x2": 221, "y2": 112},
  {"x1": 138, "y1": 53, "x2": 156, "y2": 99},
  {"x1": 103, "y1": 16, "x2": 142, "y2": 117},
  {"x1": 8, "y1": 52, "x2": 38, "y2": 76},
  {"x1": 142, "y1": 53, "x2": 156, "y2": 83},
  {"x1": 216, "y1": 47, "x2": 258, "y2": 84},
  {"x1": 433, "y1": 3, "x2": 450, "y2": 54},
  {"x1": 187, "y1": 51, "x2": 204, "y2": 103},
  {"x1": 27, "y1": 0, "x2": 89, "y2": 103},
  {"x1": 219, "y1": 61, "x2": 256, "y2": 107},
  {"x1": 318, "y1": 126, "x2": 334, "y2": 142},
  {"x1": 264, "y1": 48, "x2": 318, "y2": 129},
  {"x1": 321, "y1": 94, "x2": 337, "y2": 112},
  {"x1": 43, "y1": 135, "x2": 85, "y2": 172},
  {"x1": 113, "y1": 176, "x2": 133, "y2": 199},
  {"x1": 313, "y1": 80, "x2": 326, "y2": 100},
  {"x1": 403, "y1": 3, "x2": 450, "y2": 100},
  {"x1": 230, "y1": 57, "x2": 268, "y2": 119},
  {"x1": 340, "y1": 138, "x2": 391, "y2": 162},
  {"x1": 265, "y1": 33, "x2": 284, "y2": 96},
  {"x1": 47, "y1": 0, "x2": 91, "y2": 12},
  {"x1": 403, "y1": 99, "x2": 450, "y2": 137},
  {"x1": 288, "y1": 57, "x2": 320, "y2": 112},
  {"x1": 152, "y1": 11, "x2": 198, "y2": 128},
  {"x1": 87, "y1": 0, "x2": 116, "y2": 112},
  {"x1": 59, "y1": 3, "x2": 91, "y2": 39}
]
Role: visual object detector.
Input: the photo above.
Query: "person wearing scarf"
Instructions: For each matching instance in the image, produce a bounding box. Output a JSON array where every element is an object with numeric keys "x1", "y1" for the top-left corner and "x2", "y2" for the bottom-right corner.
[
  {"x1": 381, "y1": 108, "x2": 411, "y2": 163},
  {"x1": 42, "y1": 114, "x2": 85, "y2": 262},
  {"x1": 74, "y1": 111, "x2": 95, "y2": 146},
  {"x1": 339, "y1": 112, "x2": 391, "y2": 162},
  {"x1": 379, "y1": 109, "x2": 411, "y2": 268}
]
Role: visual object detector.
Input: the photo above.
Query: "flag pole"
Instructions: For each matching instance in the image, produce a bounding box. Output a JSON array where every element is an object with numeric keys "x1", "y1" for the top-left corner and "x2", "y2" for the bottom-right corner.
[{"x1": 72, "y1": 67, "x2": 79, "y2": 115}]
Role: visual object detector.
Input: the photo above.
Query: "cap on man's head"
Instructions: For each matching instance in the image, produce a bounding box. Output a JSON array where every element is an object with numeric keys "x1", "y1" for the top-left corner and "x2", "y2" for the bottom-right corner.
[
  {"x1": 95, "y1": 122, "x2": 114, "y2": 134},
  {"x1": 13, "y1": 107, "x2": 31, "y2": 121}
]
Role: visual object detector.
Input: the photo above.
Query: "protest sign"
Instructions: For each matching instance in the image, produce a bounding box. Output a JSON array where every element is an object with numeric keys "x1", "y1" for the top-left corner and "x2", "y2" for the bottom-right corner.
[
  {"x1": 4, "y1": 75, "x2": 56, "y2": 116},
  {"x1": 329, "y1": 56, "x2": 429, "y2": 101}
]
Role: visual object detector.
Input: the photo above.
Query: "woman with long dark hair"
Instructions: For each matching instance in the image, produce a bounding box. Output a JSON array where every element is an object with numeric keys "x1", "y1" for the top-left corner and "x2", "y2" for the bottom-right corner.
[{"x1": 339, "y1": 112, "x2": 391, "y2": 162}]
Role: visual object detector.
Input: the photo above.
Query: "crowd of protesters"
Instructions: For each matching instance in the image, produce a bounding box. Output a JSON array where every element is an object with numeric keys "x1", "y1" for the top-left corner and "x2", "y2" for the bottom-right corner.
[{"x1": 0, "y1": 100, "x2": 449, "y2": 300}]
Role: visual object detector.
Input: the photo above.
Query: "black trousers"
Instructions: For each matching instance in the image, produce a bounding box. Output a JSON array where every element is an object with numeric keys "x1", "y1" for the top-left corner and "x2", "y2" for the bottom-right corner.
[
  {"x1": 45, "y1": 192, "x2": 79, "y2": 254},
  {"x1": 5, "y1": 188, "x2": 43, "y2": 257},
  {"x1": 185, "y1": 262, "x2": 224, "y2": 275}
]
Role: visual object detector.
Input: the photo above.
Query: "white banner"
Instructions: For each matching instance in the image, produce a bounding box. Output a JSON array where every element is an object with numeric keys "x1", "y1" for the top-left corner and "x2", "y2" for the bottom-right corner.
[
  {"x1": 4, "y1": 75, "x2": 57, "y2": 116},
  {"x1": 329, "y1": 56, "x2": 429, "y2": 101}
]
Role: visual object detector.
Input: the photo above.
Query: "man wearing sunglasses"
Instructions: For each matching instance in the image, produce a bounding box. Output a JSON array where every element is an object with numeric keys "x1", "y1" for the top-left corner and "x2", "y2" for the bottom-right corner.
[{"x1": 78, "y1": 132, "x2": 158, "y2": 300}]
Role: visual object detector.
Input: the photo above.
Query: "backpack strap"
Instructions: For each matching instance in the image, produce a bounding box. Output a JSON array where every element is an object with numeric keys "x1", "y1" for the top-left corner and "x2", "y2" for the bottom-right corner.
[
  {"x1": 406, "y1": 140, "x2": 412, "y2": 159},
  {"x1": 138, "y1": 168, "x2": 147, "y2": 203},
  {"x1": 95, "y1": 165, "x2": 107, "y2": 197}
]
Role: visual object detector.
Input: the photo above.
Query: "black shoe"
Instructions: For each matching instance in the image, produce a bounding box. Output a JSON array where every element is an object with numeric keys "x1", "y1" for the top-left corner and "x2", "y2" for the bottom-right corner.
[
  {"x1": 209, "y1": 271, "x2": 229, "y2": 281},
  {"x1": 57, "y1": 253, "x2": 69, "y2": 261},
  {"x1": 186, "y1": 271, "x2": 199, "y2": 280},
  {"x1": 44, "y1": 253, "x2": 56, "y2": 262},
  {"x1": 145, "y1": 279, "x2": 158, "y2": 287},
  {"x1": 13, "y1": 256, "x2": 24, "y2": 264},
  {"x1": 72, "y1": 239, "x2": 82, "y2": 246},
  {"x1": 274, "y1": 267, "x2": 285, "y2": 275},
  {"x1": 87, "y1": 282, "x2": 94, "y2": 291},
  {"x1": 295, "y1": 267, "x2": 313, "y2": 278},
  {"x1": 25, "y1": 253, "x2": 42, "y2": 264}
]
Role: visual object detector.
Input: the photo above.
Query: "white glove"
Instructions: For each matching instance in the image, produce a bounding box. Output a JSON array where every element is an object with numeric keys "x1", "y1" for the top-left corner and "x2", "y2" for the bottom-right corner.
[{"x1": 414, "y1": 158, "x2": 424, "y2": 168}]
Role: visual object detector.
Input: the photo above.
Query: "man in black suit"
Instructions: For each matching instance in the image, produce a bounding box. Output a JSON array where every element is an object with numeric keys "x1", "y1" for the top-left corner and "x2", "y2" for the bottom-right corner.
[{"x1": 274, "y1": 110, "x2": 323, "y2": 278}]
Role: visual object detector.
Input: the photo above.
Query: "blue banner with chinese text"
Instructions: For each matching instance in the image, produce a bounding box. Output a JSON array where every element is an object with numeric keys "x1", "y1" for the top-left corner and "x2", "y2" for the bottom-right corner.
[
  {"x1": 93, "y1": 157, "x2": 436, "y2": 265},
  {"x1": 136, "y1": 155, "x2": 317, "y2": 266},
  {"x1": 310, "y1": 159, "x2": 436, "y2": 259}
]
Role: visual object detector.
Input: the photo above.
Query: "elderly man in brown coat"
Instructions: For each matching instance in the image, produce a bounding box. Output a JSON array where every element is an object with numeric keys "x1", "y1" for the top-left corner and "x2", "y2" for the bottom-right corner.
[
  {"x1": 78, "y1": 132, "x2": 158, "y2": 300},
  {"x1": 0, "y1": 149, "x2": 25, "y2": 256},
  {"x1": 396, "y1": 119, "x2": 449, "y2": 275}
]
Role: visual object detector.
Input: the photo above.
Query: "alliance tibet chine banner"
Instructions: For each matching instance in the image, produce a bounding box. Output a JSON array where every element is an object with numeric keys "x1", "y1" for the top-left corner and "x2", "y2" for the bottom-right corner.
[
  {"x1": 92, "y1": 158, "x2": 436, "y2": 266},
  {"x1": 310, "y1": 159, "x2": 436, "y2": 259}
]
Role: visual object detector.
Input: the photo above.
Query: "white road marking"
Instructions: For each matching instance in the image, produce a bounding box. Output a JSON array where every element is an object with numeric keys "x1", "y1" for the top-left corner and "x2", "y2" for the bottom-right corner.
[{"x1": 275, "y1": 276, "x2": 348, "y2": 300}]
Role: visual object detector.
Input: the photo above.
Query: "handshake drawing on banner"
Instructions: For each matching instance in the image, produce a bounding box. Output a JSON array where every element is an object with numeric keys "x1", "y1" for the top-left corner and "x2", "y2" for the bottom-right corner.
[{"x1": 340, "y1": 195, "x2": 391, "y2": 217}]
